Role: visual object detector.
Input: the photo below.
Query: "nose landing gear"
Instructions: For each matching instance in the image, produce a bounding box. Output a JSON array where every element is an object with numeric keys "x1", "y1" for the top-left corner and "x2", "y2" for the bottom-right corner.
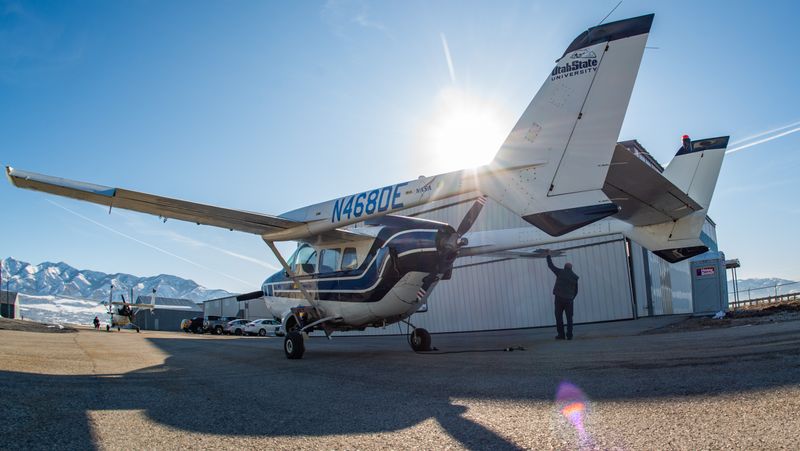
[
  {"x1": 401, "y1": 319, "x2": 432, "y2": 352},
  {"x1": 410, "y1": 328, "x2": 431, "y2": 352}
]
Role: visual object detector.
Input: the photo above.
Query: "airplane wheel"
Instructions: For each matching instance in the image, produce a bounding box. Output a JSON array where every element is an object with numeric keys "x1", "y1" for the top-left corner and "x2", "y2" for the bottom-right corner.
[
  {"x1": 284, "y1": 331, "x2": 305, "y2": 359},
  {"x1": 258, "y1": 329, "x2": 267, "y2": 337},
  {"x1": 410, "y1": 328, "x2": 431, "y2": 352}
]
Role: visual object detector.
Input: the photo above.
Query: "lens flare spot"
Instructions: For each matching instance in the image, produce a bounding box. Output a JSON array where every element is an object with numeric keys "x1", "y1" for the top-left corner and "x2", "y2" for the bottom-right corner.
[
  {"x1": 561, "y1": 401, "x2": 586, "y2": 419},
  {"x1": 555, "y1": 381, "x2": 592, "y2": 447}
]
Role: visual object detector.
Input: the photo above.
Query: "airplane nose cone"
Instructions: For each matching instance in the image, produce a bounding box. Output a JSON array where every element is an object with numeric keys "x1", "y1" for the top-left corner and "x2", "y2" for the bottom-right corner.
[{"x1": 436, "y1": 228, "x2": 460, "y2": 262}]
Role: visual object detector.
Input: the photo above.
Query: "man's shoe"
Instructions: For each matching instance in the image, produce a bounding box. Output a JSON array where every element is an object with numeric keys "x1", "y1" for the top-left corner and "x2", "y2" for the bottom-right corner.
[
  {"x1": 555, "y1": 336, "x2": 566, "y2": 340},
  {"x1": 567, "y1": 336, "x2": 573, "y2": 340}
]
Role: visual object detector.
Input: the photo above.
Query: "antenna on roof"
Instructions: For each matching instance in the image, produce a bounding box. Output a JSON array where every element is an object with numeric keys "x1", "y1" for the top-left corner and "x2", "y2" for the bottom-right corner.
[{"x1": 598, "y1": 0, "x2": 623, "y2": 25}]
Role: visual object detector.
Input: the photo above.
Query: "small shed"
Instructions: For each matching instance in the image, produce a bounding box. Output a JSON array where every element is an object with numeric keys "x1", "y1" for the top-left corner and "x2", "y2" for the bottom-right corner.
[{"x1": 133, "y1": 296, "x2": 202, "y2": 331}]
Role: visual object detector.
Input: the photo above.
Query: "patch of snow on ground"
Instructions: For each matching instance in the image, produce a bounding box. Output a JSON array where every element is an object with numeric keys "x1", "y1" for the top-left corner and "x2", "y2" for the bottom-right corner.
[{"x1": 17, "y1": 294, "x2": 107, "y2": 326}]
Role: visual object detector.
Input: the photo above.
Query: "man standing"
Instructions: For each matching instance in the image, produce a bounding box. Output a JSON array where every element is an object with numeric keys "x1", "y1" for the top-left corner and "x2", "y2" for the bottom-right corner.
[{"x1": 546, "y1": 253, "x2": 579, "y2": 340}]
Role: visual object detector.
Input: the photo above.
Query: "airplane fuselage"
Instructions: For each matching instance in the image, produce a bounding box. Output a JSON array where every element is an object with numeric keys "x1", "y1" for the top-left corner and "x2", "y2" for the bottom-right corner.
[{"x1": 261, "y1": 216, "x2": 457, "y2": 332}]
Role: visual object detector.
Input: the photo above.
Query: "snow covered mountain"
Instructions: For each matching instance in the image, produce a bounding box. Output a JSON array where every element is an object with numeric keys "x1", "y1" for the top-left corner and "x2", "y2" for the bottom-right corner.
[{"x1": 1, "y1": 257, "x2": 234, "y2": 303}]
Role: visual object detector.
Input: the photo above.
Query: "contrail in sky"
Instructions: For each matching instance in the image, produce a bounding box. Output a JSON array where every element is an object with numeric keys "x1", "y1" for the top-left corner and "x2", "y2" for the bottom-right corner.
[
  {"x1": 730, "y1": 120, "x2": 800, "y2": 146},
  {"x1": 159, "y1": 229, "x2": 279, "y2": 271},
  {"x1": 440, "y1": 32, "x2": 456, "y2": 84},
  {"x1": 726, "y1": 124, "x2": 800, "y2": 154},
  {"x1": 47, "y1": 200, "x2": 259, "y2": 288}
]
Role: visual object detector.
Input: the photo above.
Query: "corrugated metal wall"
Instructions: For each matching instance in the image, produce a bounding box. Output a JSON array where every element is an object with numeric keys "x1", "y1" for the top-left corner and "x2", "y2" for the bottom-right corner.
[
  {"x1": 135, "y1": 309, "x2": 199, "y2": 331},
  {"x1": 203, "y1": 297, "x2": 240, "y2": 317}
]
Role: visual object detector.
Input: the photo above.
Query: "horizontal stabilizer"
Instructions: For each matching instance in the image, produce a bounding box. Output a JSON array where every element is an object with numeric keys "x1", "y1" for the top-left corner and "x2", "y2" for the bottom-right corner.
[
  {"x1": 603, "y1": 141, "x2": 703, "y2": 227},
  {"x1": 653, "y1": 245, "x2": 709, "y2": 263}
]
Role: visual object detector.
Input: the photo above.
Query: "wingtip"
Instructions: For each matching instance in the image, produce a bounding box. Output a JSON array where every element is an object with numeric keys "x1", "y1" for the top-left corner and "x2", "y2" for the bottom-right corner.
[{"x1": 5, "y1": 165, "x2": 15, "y2": 185}]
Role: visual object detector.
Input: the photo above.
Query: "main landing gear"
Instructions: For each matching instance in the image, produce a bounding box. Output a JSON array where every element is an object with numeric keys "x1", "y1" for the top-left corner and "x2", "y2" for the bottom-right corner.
[{"x1": 284, "y1": 331, "x2": 305, "y2": 359}]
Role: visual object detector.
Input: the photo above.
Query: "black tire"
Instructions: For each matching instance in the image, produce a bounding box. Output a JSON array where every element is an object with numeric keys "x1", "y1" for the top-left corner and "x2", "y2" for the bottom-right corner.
[
  {"x1": 106, "y1": 325, "x2": 110, "y2": 332},
  {"x1": 284, "y1": 331, "x2": 305, "y2": 359},
  {"x1": 258, "y1": 328, "x2": 267, "y2": 337},
  {"x1": 235, "y1": 328, "x2": 242, "y2": 336},
  {"x1": 410, "y1": 328, "x2": 431, "y2": 352},
  {"x1": 215, "y1": 326, "x2": 223, "y2": 335},
  {"x1": 136, "y1": 327, "x2": 140, "y2": 333},
  {"x1": 117, "y1": 327, "x2": 121, "y2": 332}
]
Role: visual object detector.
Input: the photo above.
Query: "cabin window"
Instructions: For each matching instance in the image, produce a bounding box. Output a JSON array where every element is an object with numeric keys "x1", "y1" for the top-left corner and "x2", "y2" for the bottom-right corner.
[
  {"x1": 319, "y1": 248, "x2": 341, "y2": 273},
  {"x1": 292, "y1": 244, "x2": 317, "y2": 274},
  {"x1": 341, "y1": 247, "x2": 358, "y2": 270}
]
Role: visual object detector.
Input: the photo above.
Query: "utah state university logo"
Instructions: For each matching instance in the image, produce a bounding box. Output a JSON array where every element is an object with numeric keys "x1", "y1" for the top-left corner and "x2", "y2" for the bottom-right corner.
[{"x1": 550, "y1": 49, "x2": 598, "y2": 81}]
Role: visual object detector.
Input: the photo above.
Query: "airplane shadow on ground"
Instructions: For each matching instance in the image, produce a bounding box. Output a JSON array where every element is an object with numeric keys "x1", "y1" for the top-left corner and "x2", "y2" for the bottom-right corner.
[{"x1": 2, "y1": 328, "x2": 800, "y2": 450}]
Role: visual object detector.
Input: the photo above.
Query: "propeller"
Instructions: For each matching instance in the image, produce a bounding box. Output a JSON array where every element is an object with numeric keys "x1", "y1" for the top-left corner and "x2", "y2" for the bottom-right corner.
[
  {"x1": 437, "y1": 195, "x2": 488, "y2": 262},
  {"x1": 456, "y1": 195, "x2": 487, "y2": 237}
]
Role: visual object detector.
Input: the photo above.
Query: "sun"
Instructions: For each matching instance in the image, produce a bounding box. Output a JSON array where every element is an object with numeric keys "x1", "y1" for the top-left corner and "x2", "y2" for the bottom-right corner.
[{"x1": 421, "y1": 87, "x2": 512, "y2": 173}]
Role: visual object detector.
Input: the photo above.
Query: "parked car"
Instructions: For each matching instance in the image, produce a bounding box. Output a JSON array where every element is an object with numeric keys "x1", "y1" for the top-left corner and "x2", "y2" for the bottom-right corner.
[
  {"x1": 245, "y1": 318, "x2": 282, "y2": 337},
  {"x1": 223, "y1": 319, "x2": 250, "y2": 336},
  {"x1": 203, "y1": 316, "x2": 241, "y2": 335},
  {"x1": 186, "y1": 316, "x2": 205, "y2": 334}
]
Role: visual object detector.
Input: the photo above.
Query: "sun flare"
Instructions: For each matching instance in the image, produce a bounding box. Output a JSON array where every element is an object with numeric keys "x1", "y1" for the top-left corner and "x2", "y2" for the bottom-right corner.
[{"x1": 422, "y1": 87, "x2": 512, "y2": 173}]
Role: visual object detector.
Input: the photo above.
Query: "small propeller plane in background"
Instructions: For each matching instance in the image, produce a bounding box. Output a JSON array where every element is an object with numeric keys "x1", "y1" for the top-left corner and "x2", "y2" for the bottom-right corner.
[
  {"x1": 102, "y1": 294, "x2": 156, "y2": 332},
  {"x1": 6, "y1": 14, "x2": 729, "y2": 358}
]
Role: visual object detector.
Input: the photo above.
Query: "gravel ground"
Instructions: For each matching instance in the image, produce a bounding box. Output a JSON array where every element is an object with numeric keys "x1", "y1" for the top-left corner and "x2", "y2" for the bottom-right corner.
[{"x1": 1, "y1": 316, "x2": 799, "y2": 450}]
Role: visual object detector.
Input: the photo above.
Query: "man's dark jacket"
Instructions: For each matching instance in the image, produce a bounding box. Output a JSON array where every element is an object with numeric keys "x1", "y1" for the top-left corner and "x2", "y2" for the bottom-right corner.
[{"x1": 547, "y1": 255, "x2": 579, "y2": 300}]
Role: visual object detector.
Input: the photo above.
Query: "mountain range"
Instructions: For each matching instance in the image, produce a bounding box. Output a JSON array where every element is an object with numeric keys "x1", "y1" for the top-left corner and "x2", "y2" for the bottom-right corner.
[{"x1": 0, "y1": 257, "x2": 235, "y2": 303}]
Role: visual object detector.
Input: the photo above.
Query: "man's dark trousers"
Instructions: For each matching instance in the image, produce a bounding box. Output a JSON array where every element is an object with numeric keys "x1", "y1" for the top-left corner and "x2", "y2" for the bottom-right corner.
[{"x1": 554, "y1": 296, "x2": 574, "y2": 339}]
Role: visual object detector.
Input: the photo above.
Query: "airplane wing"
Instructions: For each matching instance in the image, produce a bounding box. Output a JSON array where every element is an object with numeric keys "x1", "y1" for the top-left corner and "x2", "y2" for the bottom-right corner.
[{"x1": 6, "y1": 167, "x2": 299, "y2": 235}]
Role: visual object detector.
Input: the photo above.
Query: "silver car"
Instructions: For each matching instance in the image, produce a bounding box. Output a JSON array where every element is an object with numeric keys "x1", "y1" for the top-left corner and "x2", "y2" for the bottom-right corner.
[{"x1": 223, "y1": 319, "x2": 250, "y2": 336}]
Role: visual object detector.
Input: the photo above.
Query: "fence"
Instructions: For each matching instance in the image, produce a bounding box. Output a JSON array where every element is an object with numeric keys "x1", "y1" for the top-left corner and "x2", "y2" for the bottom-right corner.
[{"x1": 728, "y1": 280, "x2": 800, "y2": 309}]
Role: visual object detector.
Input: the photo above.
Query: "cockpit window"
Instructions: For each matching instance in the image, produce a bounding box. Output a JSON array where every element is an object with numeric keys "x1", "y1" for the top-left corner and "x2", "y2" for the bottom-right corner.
[
  {"x1": 319, "y1": 248, "x2": 341, "y2": 273},
  {"x1": 341, "y1": 247, "x2": 358, "y2": 270},
  {"x1": 290, "y1": 244, "x2": 317, "y2": 274}
]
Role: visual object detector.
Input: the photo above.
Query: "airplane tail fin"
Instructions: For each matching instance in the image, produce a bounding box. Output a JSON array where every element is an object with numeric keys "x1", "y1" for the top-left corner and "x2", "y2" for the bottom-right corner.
[
  {"x1": 662, "y1": 136, "x2": 729, "y2": 210},
  {"x1": 627, "y1": 136, "x2": 729, "y2": 262},
  {"x1": 482, "y1": 14, "x2": 653, "y2": 236}
]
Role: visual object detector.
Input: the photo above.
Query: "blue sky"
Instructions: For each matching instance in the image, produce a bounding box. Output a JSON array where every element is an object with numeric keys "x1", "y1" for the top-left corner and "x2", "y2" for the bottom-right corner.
[{"x1": 2, "y1": 0, "x2": 799, "y2": 293}]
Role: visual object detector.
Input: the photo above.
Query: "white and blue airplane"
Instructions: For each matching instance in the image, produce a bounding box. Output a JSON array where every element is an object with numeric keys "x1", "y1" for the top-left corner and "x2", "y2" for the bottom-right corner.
[{"x1": 6, "y1": 14, "x2": 728, "y2": 358}]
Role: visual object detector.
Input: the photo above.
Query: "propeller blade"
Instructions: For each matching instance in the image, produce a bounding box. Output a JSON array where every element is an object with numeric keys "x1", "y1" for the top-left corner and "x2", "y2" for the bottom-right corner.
[{"x1": 456, "y1": 195, "x2": 487, "y2": 236}]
